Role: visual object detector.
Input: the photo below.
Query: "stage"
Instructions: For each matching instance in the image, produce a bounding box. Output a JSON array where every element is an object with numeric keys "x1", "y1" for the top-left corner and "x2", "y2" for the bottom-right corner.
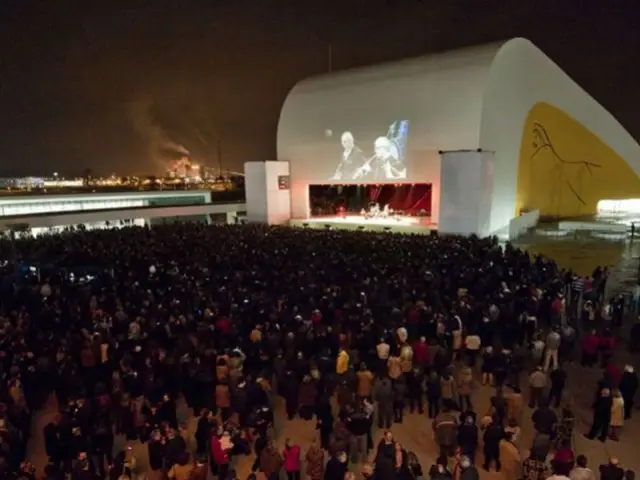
[{"x1": 290, "y1": 215, "x2": 436, "y2": 234}]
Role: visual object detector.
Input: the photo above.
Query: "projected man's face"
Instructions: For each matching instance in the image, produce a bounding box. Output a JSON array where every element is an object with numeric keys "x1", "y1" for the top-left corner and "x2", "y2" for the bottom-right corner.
[
  {"x1": 374, "y1": 138, "x2": 391, "y2": 158},
  {"x1": 341, "y1": 133, "x2": 354, "y2": 150}
]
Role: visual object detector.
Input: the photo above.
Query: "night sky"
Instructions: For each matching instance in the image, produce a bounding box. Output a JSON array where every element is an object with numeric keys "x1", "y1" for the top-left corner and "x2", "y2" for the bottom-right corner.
[{"x1": 0, "y1": 1, "x2": 637, "y2": 176}]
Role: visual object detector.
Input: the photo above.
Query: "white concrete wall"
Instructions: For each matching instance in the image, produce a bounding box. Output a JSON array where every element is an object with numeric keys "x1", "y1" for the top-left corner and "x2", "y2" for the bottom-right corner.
[
  {"x1": 244, "y1": 161, "x2": 292, "y2": 224},
  {"x1": 479, "y1": 38, "x2": 640, "y2": 233},
  {"x1": 278, "y1": 44, "x2": 501, "y2": 219},
  {"x1": 244, "y1": 162, "x2": 268, "y2": 223},
  {"x1": 264, "y1": 161, "x2": 291, "y2": 224}
]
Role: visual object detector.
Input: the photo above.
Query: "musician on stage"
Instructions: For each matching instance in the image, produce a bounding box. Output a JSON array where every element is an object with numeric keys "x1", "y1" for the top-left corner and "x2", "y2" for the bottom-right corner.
[
  {"x1": 352, "y1": 136, "x2": 407, "y2": 180},
  {"x1": 364, "y1": 202, "x2": 380, "y2": 219},
  {"x1": 330, "y1": 131, "x2": 366, "y2": 180}
]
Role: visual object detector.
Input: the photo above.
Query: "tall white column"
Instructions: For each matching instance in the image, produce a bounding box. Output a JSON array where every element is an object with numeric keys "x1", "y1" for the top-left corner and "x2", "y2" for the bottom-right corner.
[
  {"x1": 438, "y1": 149, "x2": 495, "y2": 237},
  {"x1": 244, "y1": 161, "x2": 292, "y2": 224}
]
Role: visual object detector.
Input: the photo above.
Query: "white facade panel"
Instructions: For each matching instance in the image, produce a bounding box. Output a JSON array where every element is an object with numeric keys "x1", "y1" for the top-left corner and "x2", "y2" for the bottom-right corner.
[
  {"x1": 244, "y1": 161, "x2": 291, "y2": 224},
  {"x1": 245, "y1": 162, "x2": 269, "y2": 223},
  {"x1": 438, "y1": 150, "x2": 494, "y2": 236},
  {"x1": 265, "y1": 161, "x2": 291, "y2": 225}
]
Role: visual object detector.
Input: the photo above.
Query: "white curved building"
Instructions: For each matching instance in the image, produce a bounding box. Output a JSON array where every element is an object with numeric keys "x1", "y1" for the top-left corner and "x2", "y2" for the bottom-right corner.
[{"x1": 275, "y1": 38, "x2": 640, "y2": 235}]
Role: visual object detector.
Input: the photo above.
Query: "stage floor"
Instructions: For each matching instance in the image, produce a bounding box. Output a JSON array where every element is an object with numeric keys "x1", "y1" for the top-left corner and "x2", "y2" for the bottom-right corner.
[{"x1": 290, "y1": 215, "x2": 436, "y2": 234}]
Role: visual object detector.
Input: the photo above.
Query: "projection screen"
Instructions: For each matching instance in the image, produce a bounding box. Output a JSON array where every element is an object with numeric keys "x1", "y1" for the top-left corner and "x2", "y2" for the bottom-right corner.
[{"x1": 277, "y1": 45, "x2": 500, "y2": 190}]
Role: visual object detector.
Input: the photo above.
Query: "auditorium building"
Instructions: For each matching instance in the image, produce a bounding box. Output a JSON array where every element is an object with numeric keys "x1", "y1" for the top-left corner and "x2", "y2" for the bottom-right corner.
[{"x1": 245, "y1": 38, "x2": 640, "y2": 236}]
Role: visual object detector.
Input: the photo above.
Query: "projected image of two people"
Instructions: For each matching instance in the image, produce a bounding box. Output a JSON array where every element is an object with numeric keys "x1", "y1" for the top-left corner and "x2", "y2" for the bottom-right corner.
[{"x1": 330, "y1": 120, "x2": 409, "y2": 181}]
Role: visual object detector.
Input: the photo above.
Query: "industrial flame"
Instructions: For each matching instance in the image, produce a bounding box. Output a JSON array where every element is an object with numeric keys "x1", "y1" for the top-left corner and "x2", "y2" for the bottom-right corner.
[{"x1": 128, "y1": 97, "x2": 190, "y2": 172}]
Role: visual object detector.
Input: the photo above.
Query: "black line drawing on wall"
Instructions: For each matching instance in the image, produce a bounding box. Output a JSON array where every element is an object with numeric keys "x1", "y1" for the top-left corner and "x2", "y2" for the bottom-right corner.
[{"x1": 529, "y1": 122, "x2": 602, "y2": 206}]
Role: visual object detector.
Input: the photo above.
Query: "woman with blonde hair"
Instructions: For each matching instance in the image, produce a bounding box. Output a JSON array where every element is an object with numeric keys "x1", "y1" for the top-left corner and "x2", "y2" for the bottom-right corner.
[
  {"x1": 399, "y1": 343, "x2": 414, "y2": 375},
  {"x1": 610, "y1": 389, "x2": 625, "y2": 440}
]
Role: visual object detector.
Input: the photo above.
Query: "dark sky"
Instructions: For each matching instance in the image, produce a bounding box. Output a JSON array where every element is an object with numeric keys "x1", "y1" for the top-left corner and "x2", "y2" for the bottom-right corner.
[{"x1": 0, "y1": 1, "x2": 637, "y2": 176}]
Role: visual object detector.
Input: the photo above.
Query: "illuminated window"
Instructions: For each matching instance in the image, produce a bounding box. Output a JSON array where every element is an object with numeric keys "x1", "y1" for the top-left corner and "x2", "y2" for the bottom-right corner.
[{"x1": 597, "y1": 199, "x2": 640, "y2": 215}]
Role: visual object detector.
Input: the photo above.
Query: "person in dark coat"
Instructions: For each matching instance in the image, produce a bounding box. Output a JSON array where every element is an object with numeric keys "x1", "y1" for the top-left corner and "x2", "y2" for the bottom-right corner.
[
  {"x1": 458, "y1": 456, "x2": 479, "y2": 480},
  {"x1": 92, "y1": 419, "x2": 114, "y2": 477},
  {"x1": 531, "y1": 400, "x2": 558, "y2": 436},
  {"x1": 599, "y1": 457, "x2": 625, "y2": 480},
  {"x1": 195, "y1": 410, "x2": 213, "y2": 455},
  {"x1": 407, "y1": 367, "x2": 424, "y2": 414},
  {"x1": 164, "y1": 428, "x2": 186, "y2": 470},
  {"x1": 482, "y1": 417, "x2": 504, "y2": 472},
  {"x1": 426, "y1": 372, "x2": 442, "y2": 419},
  {"x1": 619, "y1": 365, "x2": 639, "y2": 420},
  {"x1": 282, "y1": 370, "x2": 299, "y2": 420},
  {"x1": 429, "y1": 456, "x2": 453, "y2": 480},
  {"x1": 373, "y1": 377, "x2": 394, "y2": 429},
  {"x1": 298, "y1": 375, "x2": 318, "y2": 420},
  {"x1": 324, "y1": 451, "x2": 348, "y2": 480},
  {"x1": 586, "y1": 388, "x2": 613, "y2": 442},
  {"x1": 147, "y1": 430, "x2": 166, "y2": 474},
  {"x1": 316, "y1": 396, "x2": 334, "y2": 450},
  {"x1": 251, "y1": 430, "x2": 268, "y2": 473},
  {"x1": 44, "y1": 417, "x2": 61, "y2": 467},
  {"x1": 548, "y1": 365, "x2": 567, "y2": 408},
  {"x1": 375, "y1": 431, "x2": 396, "y2": 467},
  {"x1": 457, "y1": 414, "x2": 479, "y2": 462},
  {"x1": 393, "y1": 375, "x2": 407, "y2": 423}
]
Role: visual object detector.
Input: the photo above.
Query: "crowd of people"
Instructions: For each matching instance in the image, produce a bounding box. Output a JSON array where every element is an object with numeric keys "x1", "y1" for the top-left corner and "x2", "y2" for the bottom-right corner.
[{"x1": 0, "y1": 223, "x2": 637, "y2": 480}]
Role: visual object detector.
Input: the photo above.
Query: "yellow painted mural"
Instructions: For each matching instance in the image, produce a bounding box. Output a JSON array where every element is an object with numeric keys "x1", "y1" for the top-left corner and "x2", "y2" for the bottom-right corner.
[{"x1": 516, "y1": 102, "x2": 640, "y2": 217}]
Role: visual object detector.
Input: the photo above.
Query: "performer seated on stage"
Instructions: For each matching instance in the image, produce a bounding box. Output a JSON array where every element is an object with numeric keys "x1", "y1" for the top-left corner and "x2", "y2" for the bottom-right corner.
[
  {"x1": 369, "y1": 203, "x2": 380, "y2": 218},
  {"x1": 381, "y1": 204, "x2": 390, "y2": 217},
  {"x1": 363, "y1": 203, "x2": 380, "y2": 219}
]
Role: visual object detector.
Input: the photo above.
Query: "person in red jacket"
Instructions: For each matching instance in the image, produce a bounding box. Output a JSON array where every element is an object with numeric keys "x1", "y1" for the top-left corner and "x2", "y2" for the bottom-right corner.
[
  {"x1": 210, "y1": 427, "x2": 230, "y2": 479},
  {"x1": 600, "y1": 329, "x2": 617, "y2": 368},
  {"x1": 215, "y1": 316, "x2": 231, "y2": 335},
  {"x1": 606, "y1": 363, "x2": 622, "y2": 389},
  {"x1": 282, "y1": 439, "x2": 301, "y2": 480},
  {"x1": 413, "y1": 337, "x2": 430, "y2": 372},
  {"x1": 581, "y1": 329, "x2": 600, "y2": 367}
]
